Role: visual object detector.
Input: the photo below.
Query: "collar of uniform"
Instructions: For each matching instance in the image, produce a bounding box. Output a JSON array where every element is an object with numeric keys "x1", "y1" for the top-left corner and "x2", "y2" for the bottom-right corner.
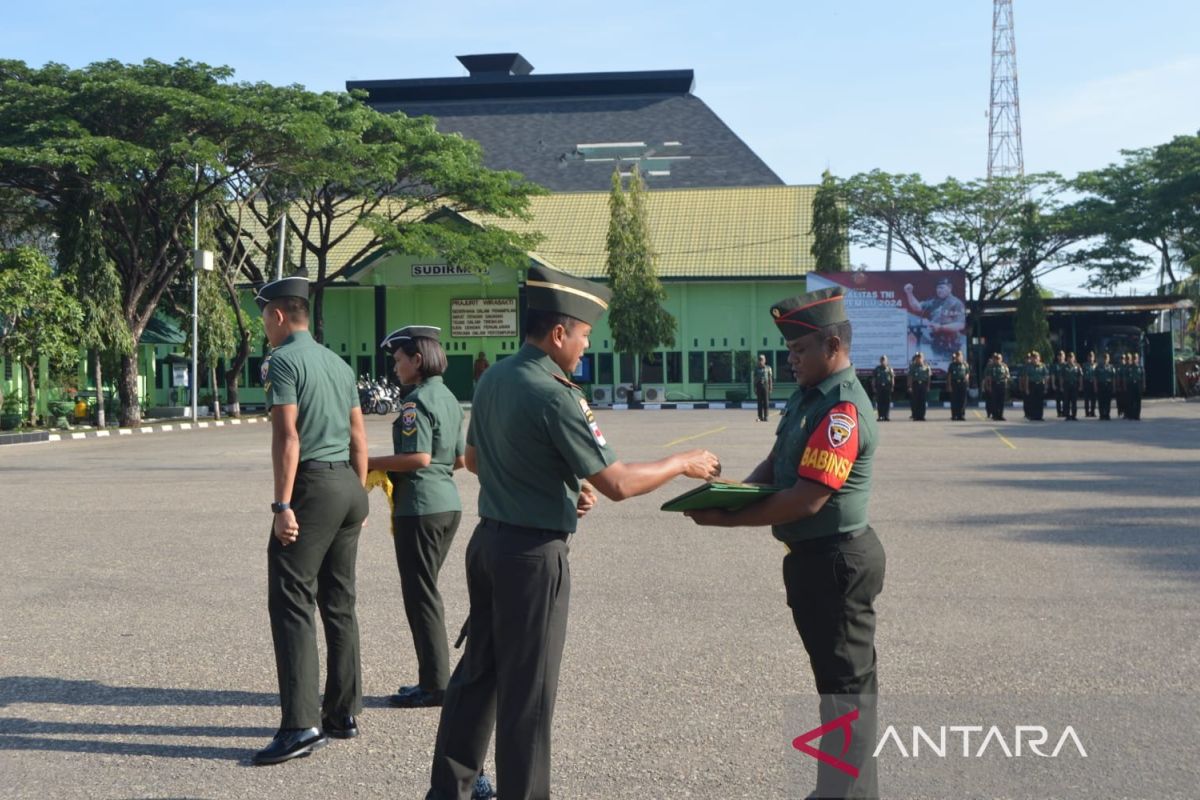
[
  {"x1": 281, "y1": 330, "x2": 314, "y2": 347},
  {"x1": 519, "y1": 342, "x2": 571, "y2": 382},
  {"x1": 805, "y1": 364, "x2": 857, "y2": 398},
  {"x1": 424, "y1": 375, "x2": 444, "y2": 386}
]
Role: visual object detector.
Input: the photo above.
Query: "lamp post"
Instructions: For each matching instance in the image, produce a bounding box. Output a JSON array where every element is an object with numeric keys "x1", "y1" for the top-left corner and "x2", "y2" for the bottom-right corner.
[{"x1": 191, "y1": 164, "x2": 213, "y2": 421}]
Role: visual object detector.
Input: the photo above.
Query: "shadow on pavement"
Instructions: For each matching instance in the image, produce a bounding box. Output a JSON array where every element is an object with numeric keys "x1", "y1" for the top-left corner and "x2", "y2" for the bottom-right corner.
[
  {"x1": 968, "y1": 459, "x2": 1199, "y2": 499},
  {"x1": 957, "y1": 506, "x2": 1200, "y2": 579},
  {"x1": 0, "y1": 733, "x2": 250, "y2": 762},
  {"x1": 0, "y1": 677, "x2": 278, "y2": 709},
  {"x1": 958, "y1": 412, "x2": 1200, "y2": 451},
  {"x1": 0, "y1": 717, "x2": 273, "y2": 738}
]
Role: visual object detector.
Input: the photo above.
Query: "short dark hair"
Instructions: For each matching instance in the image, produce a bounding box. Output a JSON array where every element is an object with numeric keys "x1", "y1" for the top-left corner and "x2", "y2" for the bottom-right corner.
[
  {"x1": 816, "y1": 321, "x2": 854, "y2": 352},
  {"x1": 271, "y1": 296, "x2": 309, "y2": 323},
  {"x1": 397, "y1": 337, "x2": 448, "y2": 379},
  {"x1": 524, "y1": 308, "x2": 580, "y2": 340}
]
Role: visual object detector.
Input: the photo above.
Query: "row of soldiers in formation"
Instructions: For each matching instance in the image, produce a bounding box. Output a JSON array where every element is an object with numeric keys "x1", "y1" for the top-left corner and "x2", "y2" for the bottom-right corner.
[{"x1": 868, "y1": 349, "x2": 1147, "y2": 422}]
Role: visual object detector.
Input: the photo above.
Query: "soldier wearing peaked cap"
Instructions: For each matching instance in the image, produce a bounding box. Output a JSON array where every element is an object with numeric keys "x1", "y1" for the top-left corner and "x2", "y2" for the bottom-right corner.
[
  {"x1": 252, "y1": 276, "x2": 370, "y2": 765},
  {"x1": 426, "y1": 264, "x2": 720, "y2": 800},
  {"x1": 366, "y1": 326, "x2": 467, "y2": 711},
  {"x1": 686, "y1": 287, "x2": 885, "y2": 800}
]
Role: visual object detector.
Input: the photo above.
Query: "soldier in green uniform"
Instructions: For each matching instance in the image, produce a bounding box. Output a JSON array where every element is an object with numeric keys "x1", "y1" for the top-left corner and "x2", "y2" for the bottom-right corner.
[
  {"x1": 1115, "y1": 353, "x2": 1129, "y2": 417},
  {"x1": 754, "y1": 353, "x2": 775, "y2": 422},
  {"x1": 686, "y1": 287, "x2": 885, "y2": 800},
  {"x1": 366, "y1": 326, "x2": 465, "y2": 710},
  {"x1": 1061, "y1": 352, "x2": 1083, "y2": 420},
  {"x1": 908, "y1": 352, "x2": 931, "y2": 421},
  {"x1": 1021, "y1": 352, "x2": 1049, "y2": 421},
  {"x1": 872, "y1": 355, "x2": 894, "y2": 421},
  {"x1": 1125, "y1": 353, "x2": 1146, "y2": 420},
  {"x1": 1094, "y1": 352, "x2": 1117, "y2": 420},
  {"x1": 1050, "y1": 350, "x2": 1067, "y2": 418},
  {"x1": 947, "y1": 349, "x2": 970, "y2": 421},
  {"x1": 253, "y1": 277, "x2": 370, "y2": 765},
  {"x1": 1081, "y1": 351, "x2": 1097, "y2": 417},
  {"x1": 983, "y1": 353, "x2": 1010, "y2": 421},
  {"x1": 426, "y1": 264, "x2": 720, "y2": 800}
]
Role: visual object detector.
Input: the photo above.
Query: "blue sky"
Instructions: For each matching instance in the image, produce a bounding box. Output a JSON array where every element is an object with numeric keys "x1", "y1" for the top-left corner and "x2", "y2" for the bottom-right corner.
[{"x1": 8, "y1": 0, "x2": 1199, "y2": 294}]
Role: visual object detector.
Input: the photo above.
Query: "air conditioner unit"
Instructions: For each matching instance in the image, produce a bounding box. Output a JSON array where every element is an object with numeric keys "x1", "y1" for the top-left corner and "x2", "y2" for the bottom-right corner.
[
  {"x1": 642, "y1": 385, "x2": 666, "y2": 403},
  {"x1": 615, "y1": 383, "x2": 635, "y2": 402},
  {"x1": 590, "y1": 385, "x2": 614, "y2": 404}
]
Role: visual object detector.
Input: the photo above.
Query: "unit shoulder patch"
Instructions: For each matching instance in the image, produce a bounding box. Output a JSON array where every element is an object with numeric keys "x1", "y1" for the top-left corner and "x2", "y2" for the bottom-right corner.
[
  {"x1": 578, "y1": 396, "x2": 606, "y2": 447},
  {"x1": 401, "y1": 401, "x2": 418, "y2": 436}
]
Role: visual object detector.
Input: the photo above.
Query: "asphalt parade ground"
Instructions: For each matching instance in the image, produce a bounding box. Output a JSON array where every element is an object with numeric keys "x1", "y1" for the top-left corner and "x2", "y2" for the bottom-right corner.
[{"x1": 1, "y1": 400, "x2": 1198, "y2": 799}]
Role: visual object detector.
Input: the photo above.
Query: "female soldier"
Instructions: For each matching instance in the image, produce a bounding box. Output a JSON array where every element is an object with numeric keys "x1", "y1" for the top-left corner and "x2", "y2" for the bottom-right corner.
[{"x1": 367, "y1": 325, "x2": 464, "y2": 709}]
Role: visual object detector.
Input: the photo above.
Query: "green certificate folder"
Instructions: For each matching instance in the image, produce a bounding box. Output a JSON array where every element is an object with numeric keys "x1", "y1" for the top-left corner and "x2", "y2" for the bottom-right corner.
[{"x1": 660, "y1": 481, "x2": 780, "y2": 512}]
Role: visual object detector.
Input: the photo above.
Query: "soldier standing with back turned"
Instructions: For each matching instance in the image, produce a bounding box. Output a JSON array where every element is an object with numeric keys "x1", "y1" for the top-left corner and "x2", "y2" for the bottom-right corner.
[
  {"x1": 872, "y1": 355, "x2": 894, "y2": 422},
  {"x1": 426, "y1": 264, "x2": 720, "y2": 800},
  {"x1": 252, "y1": 277, "x2": 370, "y2": 765}
]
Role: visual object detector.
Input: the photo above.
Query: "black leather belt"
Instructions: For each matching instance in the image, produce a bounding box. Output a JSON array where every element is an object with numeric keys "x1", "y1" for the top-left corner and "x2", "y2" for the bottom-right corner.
[
  {"x1": 480, "y1": 517, "x2": 569, "y2": 541},
  {"x1": 787, "y1": 526, "x2": 872, "y2": 553},
  {"x1": 299, "y1": 460, "x2": 351, "y2": 471}
]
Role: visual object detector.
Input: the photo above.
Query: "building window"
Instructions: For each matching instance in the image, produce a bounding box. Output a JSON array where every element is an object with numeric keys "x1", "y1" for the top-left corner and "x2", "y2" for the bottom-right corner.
[
  {"x1": 640, "y1": 353, "x2": 664, "y2": 383},
  {"x1": 357, "y1": 356, "x2": 373, "y2": 379},
  {"x1": 706, "y1": 352, "x2": 733, "y2": 383},
  {"x1": 666, "y1": 352, "x2": 682, "y2": 383},
  {"x1": 248, "y1": 356, "x2": 264, "y2": 388},
  {"x1": 618, "y1": 353, "x2": 634, "y2": 384},
  {"x1": 155, "y1": 359, "x2": 167, "y2": 390},
  {"x1": 3, "y1": 358, "x2": 10, "y2": 381},
  {"x1": 734, "y1": 350, "x2": 752, "y2": 383},
  {"x1": 688, "y1": 352, "x2": 705, "y2": 382},
  {"x1": 775, "y1": 351, "x2": 793, "y2": 383},
  {"x1": 597, "y1": 353, "x2": 614, "y2": 385}
]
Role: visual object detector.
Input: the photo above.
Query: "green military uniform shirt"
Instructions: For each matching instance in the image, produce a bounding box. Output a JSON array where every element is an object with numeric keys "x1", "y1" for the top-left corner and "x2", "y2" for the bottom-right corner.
[
  {"x1": 909, "y1": 363, "x2": 931, "y2": 387},
  {"x1": 467, "y1": 344, "x2": 617, "y2": 533},
  {"x1": 1026, "y1": 364, "x2": 1049, "y2": 385},
  {"x1": 1127, "y1": 363, "x2": 1145, "y2": 389},
  {"x1": 948, "y1": 361, "x2": 969, "y2": 386},
  {"x1": 872, "y1": 365, "x2": 894, "y2": 393},
  {"x1": 1049, "y1": 361, "x2": 1063, "y2": 387},
  {"x1": 987, "y1": 363, "x2": 1010, "y2": 384},
  {"x1": 770, "y1": 365, "x2": 877, "y2": 544},
  {"x1": 390, "y1": 375, "x2": 464, "y2": 517},
  {"x1": 754, "y1": 364, "x2": 774, "y2": 388},
  {"x1": 265, "y1": 330, "x2": 359, "y2": 462},
  {"x1": 1082, "y1": 362, "x2": 1096, "y2": 383},
  {"x1": 1094, "y1": 363, "x2": 1115, "y2": 389},
  {"x1": 1061, "y1": 363, "x2": 1082, "y2": 389}
]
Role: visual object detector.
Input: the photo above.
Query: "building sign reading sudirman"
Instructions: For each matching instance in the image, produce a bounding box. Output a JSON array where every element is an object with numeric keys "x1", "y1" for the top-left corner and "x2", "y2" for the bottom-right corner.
[
  {"x1": 412, "y1": 264, "x2": 489, "y2": 278},
  {"x1": 451, "y1": 298, "x2": 518, "y2": 337}
]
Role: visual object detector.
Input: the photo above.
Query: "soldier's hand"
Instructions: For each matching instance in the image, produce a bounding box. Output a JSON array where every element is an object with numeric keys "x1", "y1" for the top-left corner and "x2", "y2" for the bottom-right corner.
[
  {"x1": 577, "y1": 483, "x2": 597, "y2": 519},
  {"x1": 904, "y1": 283, "x2": 914, "y2": 292},
  {"x1": 679, "y1": 449, "x2": 721, "y2": 481},
  {"x1": 273, "y1": 509, "x2": 299, "y2": 547},
  {"x1": 684, "y1": 508, "x2": 731, "y2": 526}
]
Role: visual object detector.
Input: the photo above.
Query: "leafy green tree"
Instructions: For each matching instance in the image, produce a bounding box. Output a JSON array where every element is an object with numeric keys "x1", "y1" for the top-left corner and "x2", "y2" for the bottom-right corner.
[
  {"x1": 0, "y1": 248, "x2": 83, "y2": 425},
  {"x1": 226, "y1": 89, "x2": 545, "y2": 342},
  {"x1": 605, "y1": 166, "x2": 675, "y2": 392},
  {"x1": 0, "y1": 59, "x2": 300, "y2": 425},
  {"x1": 810, "y1": 169, "x2": 849, "y2": 271},
  {"x1": 1014, "y1": 276, "x2": 1052, "y2": 363}
]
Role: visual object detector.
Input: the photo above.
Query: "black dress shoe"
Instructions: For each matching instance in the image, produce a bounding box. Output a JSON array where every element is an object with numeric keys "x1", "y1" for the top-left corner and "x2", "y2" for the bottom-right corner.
[
  {"x1": 322, "y1": 714, "x2": 359, "y2": 739},
  {"x1": 388, "y1": 686, "x2": 445, "y2": 708},
  {"x1": 252, "y1": 727, "x2": 327, "y2": 765}
]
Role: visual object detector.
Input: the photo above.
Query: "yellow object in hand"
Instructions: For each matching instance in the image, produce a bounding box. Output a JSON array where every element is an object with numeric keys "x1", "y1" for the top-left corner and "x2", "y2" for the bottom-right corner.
[{"x1": 365, "y1": 470, "x2": 395, "y2": 523}]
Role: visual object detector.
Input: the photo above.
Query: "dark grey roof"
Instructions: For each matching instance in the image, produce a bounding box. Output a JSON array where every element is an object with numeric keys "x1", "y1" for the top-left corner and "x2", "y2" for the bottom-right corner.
[{"x1": 349, "y1": 56, "x2": 782, "y2": 192}]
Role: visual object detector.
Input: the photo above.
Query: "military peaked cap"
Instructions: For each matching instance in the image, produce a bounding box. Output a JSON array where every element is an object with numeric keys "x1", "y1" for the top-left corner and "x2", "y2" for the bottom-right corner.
[
  {"x1": 936, "y1": 276, "x2": 953, "y2": 287},
  {"x1": 769, "y1": 287, "x2": 849, "y2": 339},
  {"x1": 380, "y1": 325, "x2": 442, "y2": 352},
  {"x1": 525, "y1": 264, "x2": 611, "y2": 325},
  {"x1": 255, "y1": 276, "x2": 309, "y2": 310}
]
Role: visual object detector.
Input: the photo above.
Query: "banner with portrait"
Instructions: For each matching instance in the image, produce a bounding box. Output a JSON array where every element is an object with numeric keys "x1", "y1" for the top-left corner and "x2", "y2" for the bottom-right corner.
[{"x1": 808, "y1": 271, "x2": 968, "y2": 373}]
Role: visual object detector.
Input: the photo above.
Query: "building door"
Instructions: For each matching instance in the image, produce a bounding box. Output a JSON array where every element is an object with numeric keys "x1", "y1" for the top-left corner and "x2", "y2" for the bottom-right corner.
[
  {"x1": 1146, "y1": 331, "x2": 1174, "y2": 396},
  {"x1": 444, "y1": 355, "x2": 473, "y2": 401}
]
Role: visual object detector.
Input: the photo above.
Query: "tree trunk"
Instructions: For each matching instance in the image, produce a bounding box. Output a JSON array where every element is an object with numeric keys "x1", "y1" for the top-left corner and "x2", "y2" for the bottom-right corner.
[
  {"x1": 23, "y1": 361, "x2": 37, "y2": 427},
  {"x1": 118, "y1": 352, "x2": 141, "y2": 426},
  {"x1": 312, "y1": 282, "x2": 325, "y2": 343},
  {"x1": 210, "y1": 364, "x2": 221, "y2": 420},
  {"x1": 93, "y1": 350, "x2": 106, "y2": 429},
  {"x1": 224, "y1": 328, "x2": 250, "y2": 418}
]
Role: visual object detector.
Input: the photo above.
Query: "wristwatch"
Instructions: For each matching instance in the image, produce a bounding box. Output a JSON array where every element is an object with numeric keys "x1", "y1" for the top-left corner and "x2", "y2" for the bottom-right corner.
[{"x1": 271, "y1": 501, "x2": 291, "y2": 513}]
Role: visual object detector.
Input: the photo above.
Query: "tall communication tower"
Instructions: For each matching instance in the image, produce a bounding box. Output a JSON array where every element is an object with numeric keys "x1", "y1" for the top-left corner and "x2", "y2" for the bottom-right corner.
[{"x1": 988, "y1": 0, "x2": 1024, "y2": 181}]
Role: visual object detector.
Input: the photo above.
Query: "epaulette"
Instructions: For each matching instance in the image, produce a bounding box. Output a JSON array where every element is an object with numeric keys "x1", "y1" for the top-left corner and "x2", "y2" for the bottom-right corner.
[{"x1": 552, "y1": 373, "x2": 582, "y2": 391}]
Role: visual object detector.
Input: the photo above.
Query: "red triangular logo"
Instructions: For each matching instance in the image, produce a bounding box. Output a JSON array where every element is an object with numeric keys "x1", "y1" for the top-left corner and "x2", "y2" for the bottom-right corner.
[{"x1": 791, "y1": 708, "x2": 860, "y2": 778}]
